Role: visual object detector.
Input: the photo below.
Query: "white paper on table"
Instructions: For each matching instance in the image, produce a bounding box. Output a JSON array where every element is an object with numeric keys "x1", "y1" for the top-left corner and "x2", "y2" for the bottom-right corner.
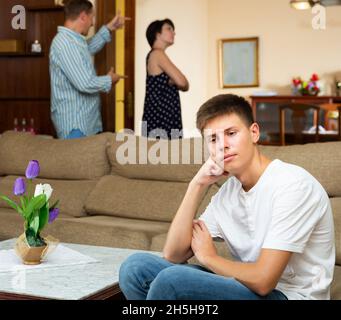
[{"x1": 0, "y1": 244, "x2": 99, "y2": 273}]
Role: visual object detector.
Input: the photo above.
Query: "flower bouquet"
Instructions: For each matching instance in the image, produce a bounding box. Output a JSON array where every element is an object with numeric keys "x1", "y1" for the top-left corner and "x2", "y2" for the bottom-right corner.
[
  {"x1": 292, "y1": 73, "x2": 321, "y2": 96},
  {"x1": 0, "y1": 160, "x2": 60, "y2": 264}
]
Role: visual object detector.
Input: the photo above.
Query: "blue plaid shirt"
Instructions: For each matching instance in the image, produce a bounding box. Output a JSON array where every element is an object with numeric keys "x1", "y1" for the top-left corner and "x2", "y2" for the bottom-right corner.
[{"x1": 50, "y1": 26, "x2": 112, "y2": 139}]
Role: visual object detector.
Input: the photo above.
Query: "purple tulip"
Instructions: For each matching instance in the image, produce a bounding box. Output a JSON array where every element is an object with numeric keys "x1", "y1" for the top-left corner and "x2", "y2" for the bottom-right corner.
[
  {"x1": 13, "y1": 178, "x2": 26, "y2": 196},
  {"x1": 25, "y1": 160, "x2": 40, "y2": 179},
  {"x1": 48, "y1": 208, "x2": 60, "y2": 224}
]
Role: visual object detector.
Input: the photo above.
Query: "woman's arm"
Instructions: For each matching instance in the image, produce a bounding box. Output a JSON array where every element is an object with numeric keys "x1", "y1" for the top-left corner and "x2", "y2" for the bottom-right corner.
[{"x1": 152, "y1": 50, "x2": 189, "y2": 92}]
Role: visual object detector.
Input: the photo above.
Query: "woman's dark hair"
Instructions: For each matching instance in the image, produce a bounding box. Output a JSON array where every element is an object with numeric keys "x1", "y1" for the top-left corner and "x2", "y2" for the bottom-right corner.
[
  {"x1": 146, "y1": 19, "x2": 175, "y2": 47},
  {"x1": 196, "y1": 94, "x2": 255, "y2": 133},
  {"x1": 63, "y1": 0, "x2": 93, "y2": 20}
]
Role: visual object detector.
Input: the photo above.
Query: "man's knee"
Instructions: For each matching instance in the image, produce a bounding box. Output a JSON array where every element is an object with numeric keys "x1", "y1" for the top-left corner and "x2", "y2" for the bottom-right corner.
[
  {"x1": 148, "y1": 265, "x2": 190, "y2": 299},
  {"x1": 120, "y1": 253, "x2": 149, "y2": 278},
  {"x1": 156, "y1": 265, "x2": 192, "y2": 284},
  {"x1": 119, "y1": 253, "x2": 158, "y2": 284}
]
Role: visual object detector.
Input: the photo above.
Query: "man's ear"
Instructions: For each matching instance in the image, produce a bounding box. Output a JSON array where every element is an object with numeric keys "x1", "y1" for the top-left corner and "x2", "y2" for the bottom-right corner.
[
  {"x1": 79, "y1": 11, "x2": 87, "y2": 22},
  {"x1": 250, "y1": 123, "x2": 260, "y2": 144}
]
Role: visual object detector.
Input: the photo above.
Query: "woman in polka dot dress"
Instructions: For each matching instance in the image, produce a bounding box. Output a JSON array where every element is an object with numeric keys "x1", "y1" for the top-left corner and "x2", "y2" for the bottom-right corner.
[{"x1": 142, "y1": 19, "x2": 189, "y2": 139}]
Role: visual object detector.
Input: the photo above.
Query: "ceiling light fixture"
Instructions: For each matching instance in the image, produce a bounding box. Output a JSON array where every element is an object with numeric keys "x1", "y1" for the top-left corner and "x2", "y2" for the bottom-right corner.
[
  {"x1": 290, "y1": 0, "x2": 318, "y2": 10},
  {"x1": 290, "y1": 0, "x2": 341, "y2": 9}
]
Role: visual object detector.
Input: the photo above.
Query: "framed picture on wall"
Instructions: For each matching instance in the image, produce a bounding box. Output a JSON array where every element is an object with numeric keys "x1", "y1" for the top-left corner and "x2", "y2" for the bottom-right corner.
[{"x1": 219, "y1": 37, "x2": 259, "y2": 88}]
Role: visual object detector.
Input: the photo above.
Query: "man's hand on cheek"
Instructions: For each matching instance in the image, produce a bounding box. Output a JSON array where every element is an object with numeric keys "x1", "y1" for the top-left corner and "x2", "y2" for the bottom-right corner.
[
  {"x1": 192, "y1": 157, "x2": 228, "y2": 187},
  {"x1": 211, "y1": 153, "x2": 225, "y2": 172}
]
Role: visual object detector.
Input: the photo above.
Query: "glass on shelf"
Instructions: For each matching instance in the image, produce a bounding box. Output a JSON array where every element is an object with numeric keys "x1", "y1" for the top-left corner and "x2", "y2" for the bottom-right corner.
[
  {"x1": 13, "y1": 118, "x2": 19, "y2": 132},
  {"x1": 31, "y1": 40, "x2": 42, "y2": 53},
  {"x1": 21, "y1": 118, "x2": 27, "y2": 132},
  {"x1": 28, "y1": 118, "x2": 36, "y2": 135}
]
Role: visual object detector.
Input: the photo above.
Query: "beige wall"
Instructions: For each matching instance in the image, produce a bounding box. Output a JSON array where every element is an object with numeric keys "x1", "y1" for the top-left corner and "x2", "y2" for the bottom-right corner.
[
  {"x1": 135, "y1": 0, "x2": 341, "y2": 136},
  {"x1": 208, "y1": 0, "x2": 341, "y2": 98}
]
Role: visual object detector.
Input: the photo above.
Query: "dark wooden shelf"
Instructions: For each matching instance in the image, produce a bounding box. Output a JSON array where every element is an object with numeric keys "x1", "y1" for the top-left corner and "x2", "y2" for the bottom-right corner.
[
  {"x1": 26, "y1": 5, "x2": 64, "y2": 11},
  {"x1": 0, "y1": 52, "x2": 44, "y2": 57},
  {"x1": 250, "y1": 95, "x2": 341, "y2": 103},
  {"x1": 0, "y1": 97, "x2": 50, "y2": 101}
]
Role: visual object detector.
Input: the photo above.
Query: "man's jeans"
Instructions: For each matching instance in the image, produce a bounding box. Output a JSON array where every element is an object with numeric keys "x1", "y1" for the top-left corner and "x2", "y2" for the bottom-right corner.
[
  {"x1": 119, "y1": 253, "x2": 288, "y2": 300},
  {"x1": 65, "y1": 129, "x2": 86, "y2": 140}
]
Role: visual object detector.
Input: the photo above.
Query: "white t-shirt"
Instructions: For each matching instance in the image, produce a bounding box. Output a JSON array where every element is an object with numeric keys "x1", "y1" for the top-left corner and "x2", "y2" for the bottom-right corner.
[{"x1": 199, "y1": 159, "x2": 335, "y2": 300}]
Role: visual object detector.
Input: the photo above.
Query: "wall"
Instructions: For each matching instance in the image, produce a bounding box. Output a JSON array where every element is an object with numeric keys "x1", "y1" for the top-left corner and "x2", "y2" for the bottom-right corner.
[
  {"x1": 207, "y1": 0, "x2": 341, "y2": 98},
  {"x1": 135, "y1": 0, "x2": 341, "y2": 136},
  {"x1": 135, "y1": 0, "x2": 209, "y2": 137}
]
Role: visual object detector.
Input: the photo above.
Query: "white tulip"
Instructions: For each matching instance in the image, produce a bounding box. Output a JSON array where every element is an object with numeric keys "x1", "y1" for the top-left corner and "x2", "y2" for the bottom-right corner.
[{"x1": 34, "y1": 183, "x2": 53, "y2": 201}]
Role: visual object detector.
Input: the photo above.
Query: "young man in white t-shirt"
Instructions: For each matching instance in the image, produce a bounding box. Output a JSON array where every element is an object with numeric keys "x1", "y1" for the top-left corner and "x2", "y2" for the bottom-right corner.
[{"x1": 119, "y1": 94, "x2": 335, "y2": 300}]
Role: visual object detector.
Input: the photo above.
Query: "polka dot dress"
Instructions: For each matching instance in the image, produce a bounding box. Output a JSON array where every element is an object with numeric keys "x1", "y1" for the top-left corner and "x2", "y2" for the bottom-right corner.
[{"x1": 142, "y1": 52, "x2": 183, "y2": 140}]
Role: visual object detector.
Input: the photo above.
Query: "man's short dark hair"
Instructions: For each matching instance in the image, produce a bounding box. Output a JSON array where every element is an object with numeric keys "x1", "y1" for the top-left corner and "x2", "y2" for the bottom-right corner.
[
  {"x1": 146, "y1": 19, "x2": 175, "y2": 47},
  {"x1": 196, "y1": 94, "x2": 255, "y2": 133},
  {"x1": 63, "y1": 0, "x2": 93, "y2": 20}
]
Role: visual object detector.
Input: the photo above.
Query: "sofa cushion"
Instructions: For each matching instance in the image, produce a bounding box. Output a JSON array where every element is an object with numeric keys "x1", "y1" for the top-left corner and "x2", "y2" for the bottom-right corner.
[
  {"x1": 0, "y1": 209, "x2": 169, "y2": 250},
  {"x1": 85, "y1": 175, "x2": 188, "y2": 223},
  {"x1": 107, "y1": 134, "x2": 208, "y2": 182},
  {"x1": 0, "y1": 208, "x2": 27, "y2": 240},
  {"x1": 331, "y1": 265, "x2": 341, "y2": 300},
  {"x1": 50, "y1": 215, "x2": 169, "y2": 250},
  {"x1": 0, "y1": 176, "x2": 97, "y2": 218},
  {"x1": 0, "y1": 131, "x2": 112, "y2": 180},
  {"x1": 0, "y1": 208, "x2": 71, "y2": 241},
  {"x1": 259, "y1": 142, "x2": 341, "y2": 197},
  {"x1": 331, "y1": 198, "x2": 341, "y2": 265}
]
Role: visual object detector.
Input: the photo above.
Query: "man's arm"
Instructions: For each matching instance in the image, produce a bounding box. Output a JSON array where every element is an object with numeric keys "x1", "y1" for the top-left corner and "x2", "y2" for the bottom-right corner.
[
  {"x1": 163, "y1": 158, "x2": 227, "y2": 264},
  {"x1": 88, "y1": 11, "x2": 130, "y2": 56},
  {"x1": 192, "y1": 220, "x2": 292, "y2": 296},
  {"x1": 162, "y1": 182, "x2": 208, "y2": 263},
  {"x1": 87, "y1": 26, "x2": 112, "y2": 56}
]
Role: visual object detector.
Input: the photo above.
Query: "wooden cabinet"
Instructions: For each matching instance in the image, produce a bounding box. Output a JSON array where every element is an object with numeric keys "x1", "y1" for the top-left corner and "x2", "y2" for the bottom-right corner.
[
  {"x1": 250, "y1": 96, "x2": 341, "y2": 145},
  {"x1": 0, "y1": 0, "x2": 64, "y2": 136}
]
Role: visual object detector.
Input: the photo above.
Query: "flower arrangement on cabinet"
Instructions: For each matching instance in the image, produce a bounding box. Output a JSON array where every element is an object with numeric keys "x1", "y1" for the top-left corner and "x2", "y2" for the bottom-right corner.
[
  {"x1": 0, "y1": 160, "x2": 60, "y2": 248},
  {"x1": 292, "y1": 73, "x2": 321, "y2": 96}
]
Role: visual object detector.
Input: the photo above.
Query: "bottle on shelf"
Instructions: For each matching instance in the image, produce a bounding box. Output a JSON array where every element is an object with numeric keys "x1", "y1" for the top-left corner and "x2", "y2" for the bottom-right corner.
[
  {"x1": 31, "y1": 40, "x2": 42, "y2": 53},
  {"x1": 21, "y1": 118, "x2": 27, "y2": 132},
  {"x1": 13, "y1": 118, "x2": 19, "y2": 132},
  {"x1": 28, "y1": 118, "x2": 36, "y2": 135}
]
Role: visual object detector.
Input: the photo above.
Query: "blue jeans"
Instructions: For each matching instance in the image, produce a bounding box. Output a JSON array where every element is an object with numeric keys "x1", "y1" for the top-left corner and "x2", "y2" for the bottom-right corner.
[
  {"x1": 65, "y1": 129, "x2": 86, "y2": 140},
  {"x1": 119, "y1": 253, "x2": 288, "y2": 300}
]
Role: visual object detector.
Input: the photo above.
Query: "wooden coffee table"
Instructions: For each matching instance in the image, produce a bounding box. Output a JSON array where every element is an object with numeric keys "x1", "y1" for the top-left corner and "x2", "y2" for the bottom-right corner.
[{"x1": 0, "y1": 239, "x2": 161, "y2": 300}]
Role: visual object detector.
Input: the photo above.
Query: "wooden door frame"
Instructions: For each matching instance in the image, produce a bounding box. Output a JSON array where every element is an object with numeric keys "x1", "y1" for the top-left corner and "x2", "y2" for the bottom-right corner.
[
  {"x1": 95, "y1": 0, "x2": 135, "y2": 132},
  {"x1": 123, "y1": 0, "x2": 135, "y2": 131}
]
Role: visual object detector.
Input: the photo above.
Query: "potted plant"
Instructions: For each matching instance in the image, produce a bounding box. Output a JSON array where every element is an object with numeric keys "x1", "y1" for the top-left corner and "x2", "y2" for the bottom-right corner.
[{"x1": 0, "y1": 160, "x2": 60, "y2": 265}]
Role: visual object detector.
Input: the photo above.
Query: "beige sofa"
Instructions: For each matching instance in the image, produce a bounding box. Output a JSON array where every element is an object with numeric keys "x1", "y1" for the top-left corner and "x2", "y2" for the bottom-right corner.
[{"x1": 0, "y1": 131, "x2": 340, "y2": 299}]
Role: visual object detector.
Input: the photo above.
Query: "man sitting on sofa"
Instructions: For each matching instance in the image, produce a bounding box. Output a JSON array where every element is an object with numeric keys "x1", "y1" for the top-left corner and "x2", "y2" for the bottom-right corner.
[{"x1": 119, "y1": 94, "x2": 335, "y2": 300}]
